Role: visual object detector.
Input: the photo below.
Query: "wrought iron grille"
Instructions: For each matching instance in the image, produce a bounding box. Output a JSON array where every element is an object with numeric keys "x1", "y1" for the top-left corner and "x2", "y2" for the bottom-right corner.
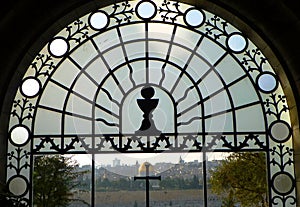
[{"x1": 7, "y1": 0, "x2": 295, "y2": 206}]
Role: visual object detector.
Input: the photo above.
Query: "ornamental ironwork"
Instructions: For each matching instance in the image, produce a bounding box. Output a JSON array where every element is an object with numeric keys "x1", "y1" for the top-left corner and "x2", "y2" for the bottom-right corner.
[{"x1": 6, "y1": 0, "x2": 295, "y2": 206}]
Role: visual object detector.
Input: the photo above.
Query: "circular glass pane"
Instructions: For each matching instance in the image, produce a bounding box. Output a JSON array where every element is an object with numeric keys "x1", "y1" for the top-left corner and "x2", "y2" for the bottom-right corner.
[
  {"x1": 257, "y1": 72, "x2": 278, "y2": 93},
  {"x1": 21, "y1": 77, "x2": 40, "y2": 97},
  {"x1": 185, "y1": 9, "x2": 204, "y2": 27},
  {"x1": 227, "y1": 33, "x2": 247, "y2": 53},
  {"x1": 89, "y1": 11, "x2": 109, "y2": 30},
  {"x1": 48, "y1": 37, "x2": 69, "y2": 57},
  {"x1": 273, "y1": 173, "x2": 293, "y2": 195},
  {"x1": 8, "y1": 176, "x2": 27, "y2": 196},
  {"x1": 136, "y1": 1, "x2": 156, "y2": 19},
  {"x1": 269, "y1": 120, "x2": 291, "y2": 143},
  {"x1": 10, "y1": 126, "x2": 30, "y2": 145}
]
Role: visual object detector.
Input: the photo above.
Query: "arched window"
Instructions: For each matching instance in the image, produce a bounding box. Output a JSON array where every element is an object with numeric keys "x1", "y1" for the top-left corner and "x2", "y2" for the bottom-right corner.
[{"x1": 6, "y1": 0, "x2": 296, "y2": 206}]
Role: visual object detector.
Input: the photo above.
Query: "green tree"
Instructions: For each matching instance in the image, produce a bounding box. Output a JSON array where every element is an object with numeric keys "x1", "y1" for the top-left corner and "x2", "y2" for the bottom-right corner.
[
  {"x1": 33, "y1": 155, "x2": 88, "y2": 207},
  {"x1": 209, "y1": 152, "x2": 268, "y2": 207}
]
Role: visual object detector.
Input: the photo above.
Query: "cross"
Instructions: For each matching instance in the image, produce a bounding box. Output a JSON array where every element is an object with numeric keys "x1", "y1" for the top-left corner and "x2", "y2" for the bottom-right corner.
[{"x1": 134, "y1": 163, "x2": 161, "y2": 207}]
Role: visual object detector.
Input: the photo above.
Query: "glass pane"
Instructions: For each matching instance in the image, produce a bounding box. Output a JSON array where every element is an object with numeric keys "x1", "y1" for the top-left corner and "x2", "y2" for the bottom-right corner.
[
  {"x1": 199, "y1": 72, "x2": 224, "y2": 98},
  {"x1": 34, "y1": 108, "x2": 61, "y2": 135},
  {"x1": 161, "y1": 64, "x2": 181, "y2": 91},
  {"x1": 94, "y1": 153, "x2": 203, "y2": 207},
  {"x1": 229, "y1": 78, "x2": 259, "y2": 107},
  {"x1": 120, "y1": 24, "x2": 145, "y2": 42},
  {"x1": 215, "y1": 55, "x2": 245, "y2": 84},
  {"x1": 207, "y1": 152, "x2": 268, "y2": 207},
  {"x1": 52, "y1": 59, "x2": 80, "y2": 87},
  {"x1": 65, "y1": 115, "x2": 92, "y2": 134},
  {"x1": 70, "y1": 41, "x2": 98, "y2": 68},
  {"x1": 85, "y1": 58, "x2": 110, "y2": 84},
  {"x1": 114, "y1": 66, "x2": 135, "y2": 92},
  {"x1": 235, "y1": 104, "x2": 265, "y2": 132},
  {"x1": 155, "y1": 153, "x2": 203, "y2": 207},
  {"x1": 197, "y1": 38, "x2": 225, "y2": 65},
  {"x1": 94, "y1": 29, "x2": 120, "y2": 52},
  {"x1": 204, "y1": 90, "x2": 231, "y2": 115},
  {"x1": 33, "y1": 155, "x2": 92, "y2": 207},
  {"x1": 149, "y1": 60, "x2": 164, "y2": 84},
  {"x1": 67, "y1": 93, "x2": 93, "y2": 118},
  {"x1": 103, "y1": 46, "x2": 125, "y2": 69},
  {"x1": 205, "y1": 113, "x2": 233, "y2": 132},
  {"x1": 149, "y1": 41, "x2": 169, "y2": 59},
  {"x1": 125, "y1": 41, "x2": 146, "y2": 60},
  {"x1": 186, "y1": 56, "x2": 210, "y2": 81},
  {"x1": 148, "y1": 23, "x2": 174, "y2": 41},
  {"x1": 169, "y1": 44, "x2": 192, "y2": 68},
  {"x1": 174, "y1": 27, "x2": 200, "y2": 49},
  {"x1": 39, "y1": 81, "x2": 68, "y2": 110},
  {"x1": 73, "y1": 74, "x2": 98, "y2": 101}
]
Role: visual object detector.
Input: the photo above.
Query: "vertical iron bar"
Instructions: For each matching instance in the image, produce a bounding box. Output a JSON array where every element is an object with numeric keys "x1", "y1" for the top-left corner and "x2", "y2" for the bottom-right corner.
[
  {"x1": 203, "y1": 150, "x2": 208, "y2": 207},
  {"x1": 146, "y1": 165, "x2": 150, "y2": 207},
  {"x1": 145, "y1": 22, "x2": 149, "y2": 84},
  {"x1": 91, "y1": 154, "x2": 95, "y2": 207}
]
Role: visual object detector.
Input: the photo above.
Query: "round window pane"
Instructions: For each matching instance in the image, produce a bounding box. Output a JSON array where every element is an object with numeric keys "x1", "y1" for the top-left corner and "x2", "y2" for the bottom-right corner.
[
  {"x1": 21, "y1": 77, "x2": 41, "y2": 97},
  {"x1": 269, "y1": 120, "x2": 291, "y2": 143},
  {"x1": 136, "y1": 1, "x2": 156, "y2": 19},
  {"x1": 184, "y1": 9, "x2": 204, "y2": 27},
  {"x1": 257, "y1": 72, "x2": 278, "y2": 93},
  {"x1": 89, "y1": 11, "x2": 109, "y2": 30},
  {"x1": 10, "y1": 126, "x2": 30, "y2": 146},
  {"x1": 273, "y1": 173, "x2": 293, "y2": 195},
  {"x1": 227, "y1": 33, "x2": 247, "y2": 53},
  {"x1": 48, "y1": 37, "x2": 69, "y2": 57},
  {"x1": 8, "y1": 176, "x2": 28, "y2": 196}
]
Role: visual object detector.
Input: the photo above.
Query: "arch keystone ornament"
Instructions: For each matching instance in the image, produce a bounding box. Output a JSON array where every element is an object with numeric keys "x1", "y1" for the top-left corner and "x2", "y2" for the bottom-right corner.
[{"x1": 6, "y1": 0, "x2": 296, "y2": 206}]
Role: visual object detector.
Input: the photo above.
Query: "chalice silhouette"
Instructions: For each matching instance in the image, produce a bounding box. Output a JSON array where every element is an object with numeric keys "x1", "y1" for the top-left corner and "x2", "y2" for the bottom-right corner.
[{"x1": 135, "y1": 86, "x2": 161, "y2": 135}]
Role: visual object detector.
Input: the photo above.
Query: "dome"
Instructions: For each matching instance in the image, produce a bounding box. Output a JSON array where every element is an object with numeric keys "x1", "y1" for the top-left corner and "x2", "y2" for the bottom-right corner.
[{"x1": 138, "y1": 162, "x2": 154, "y2": 175}]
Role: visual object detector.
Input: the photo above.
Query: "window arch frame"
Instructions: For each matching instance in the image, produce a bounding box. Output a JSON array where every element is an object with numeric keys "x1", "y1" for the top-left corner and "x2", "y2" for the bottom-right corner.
[{"x1": 4, "y1": 0, "x2": 298, "y2": 206}]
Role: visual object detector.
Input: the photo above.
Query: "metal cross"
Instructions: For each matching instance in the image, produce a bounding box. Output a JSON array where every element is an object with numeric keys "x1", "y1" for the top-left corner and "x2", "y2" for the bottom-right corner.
[{"x1": 134, "y1": 163, "x2": 161, "y2": 207}]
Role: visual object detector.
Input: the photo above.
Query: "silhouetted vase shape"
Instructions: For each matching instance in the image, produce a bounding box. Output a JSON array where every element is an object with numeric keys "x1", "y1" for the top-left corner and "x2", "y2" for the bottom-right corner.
[{"x1": 136, "y1": 86, "x2": 161, "y2": 135}]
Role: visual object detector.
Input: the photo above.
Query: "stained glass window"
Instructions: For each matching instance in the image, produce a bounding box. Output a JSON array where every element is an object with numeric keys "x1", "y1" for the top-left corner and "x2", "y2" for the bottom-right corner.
[{"x1": 7, "y1": 0, "x2": 296, "y2": 206}]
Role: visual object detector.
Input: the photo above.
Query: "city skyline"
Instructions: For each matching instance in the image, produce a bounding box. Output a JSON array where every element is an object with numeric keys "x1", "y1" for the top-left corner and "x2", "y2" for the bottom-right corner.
[{"x1": 68, "y1": 152, "x2": 230, "y2": 167}]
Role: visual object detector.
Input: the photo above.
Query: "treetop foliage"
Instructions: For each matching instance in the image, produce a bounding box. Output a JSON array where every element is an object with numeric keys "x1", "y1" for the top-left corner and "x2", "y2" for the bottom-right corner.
[{"x1": 210, "y1": 152, "x2": 268, "y2": 207}]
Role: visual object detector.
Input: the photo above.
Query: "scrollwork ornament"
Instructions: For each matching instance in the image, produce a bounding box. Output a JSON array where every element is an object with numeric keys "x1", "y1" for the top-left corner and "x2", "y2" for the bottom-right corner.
[{"x1": 7, "y1": 197, "x2": 29, "y2": 207}]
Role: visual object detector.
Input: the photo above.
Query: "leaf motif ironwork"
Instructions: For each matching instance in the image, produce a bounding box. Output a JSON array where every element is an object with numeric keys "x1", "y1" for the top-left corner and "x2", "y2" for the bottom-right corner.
[
  {"x1": 205, "y1": 15, "x2": 229, "y2": 40},
  {"x1": 265, "y1": 94, "x2": 288, "y2": 120},
  {"x1": 159, "y1": 0, "x2": 184, "y2": 22},
  {"x1": 7, "y1": 148, "x2": 30, "y2": 175},
  {"x1": 66, "y1": 19, "x2": 89, "y2": 44},
  {"x1": 109, "y1": 1, "x2": 134, "y2": 24},
  {"x1": 241, "y1": 48, "x2": 267, "y2": 73},
  {"x1": 30, "y1": 54, "x2": 55, "y2": 78},
  {"x1": 270, "y1": 144, "x2": 293, "y2": 171},
  {"x1": 11, "y1": 98, "x2": 34, "y2": 124}
]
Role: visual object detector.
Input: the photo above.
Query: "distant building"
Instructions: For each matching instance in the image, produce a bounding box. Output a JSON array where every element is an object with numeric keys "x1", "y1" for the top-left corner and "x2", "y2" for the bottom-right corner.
[
  {"x1": 113, "y1": 158, "x2": 121, "y2": 167},
  {"x1": 179, "y1": 156, "x2": 185, "y2": 164},
  {"x1": 138, "y1": 161, "x2": 154, "y2": 176}
]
